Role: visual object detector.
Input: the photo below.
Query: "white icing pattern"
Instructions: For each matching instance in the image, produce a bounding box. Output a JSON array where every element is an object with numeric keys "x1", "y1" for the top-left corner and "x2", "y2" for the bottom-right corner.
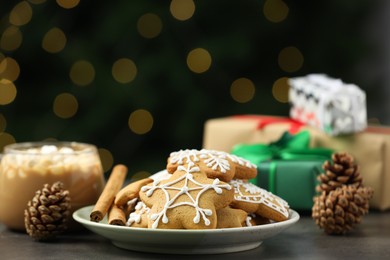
[
  {"x1": 230, "y1": 179, "x2": 289, "y2": 218},
  {"x1": 199, "y1": 150, "x2": 231, "y2": 173},
  {"x1": 140, "y1": 162, "x2": 232, "y2": 229},
  {"x1": 169, "y1": 149, "x2": 257, "y2": 173},
  {"x1": 245, "y1": 215, "x2": 253, "y2": 227},
  {"x1": 169, "y1": 149, "x2": 200, "y2": 165},
  {"x1": 126, "y1": 201, "x2": 150, "y2": 227}
]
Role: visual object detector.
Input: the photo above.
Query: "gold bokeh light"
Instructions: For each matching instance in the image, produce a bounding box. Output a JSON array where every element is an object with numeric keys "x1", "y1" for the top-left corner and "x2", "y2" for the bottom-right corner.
[
  {"x1": 42, "y1": 27, "x2": 67, "y2": 53},
  {"x1": 53, "y1": 93, "x2": 78, "y2": 119},
  {"x1": 98, "y1": 148, "x2": 114, "y2": 173},
  {"x1": 272, "y1": 77, "x2": 290, "y2": 103},
  {"x1": 186, "y1": 48, "x2": 212, "y2": 73},
  {"x1": 170, "y1": 0, "x2": 196, "y2": 21},
  {"x1": 230, "y1": 78, "x2": 256, "y2": 103},
  {"x1": 263, "y1": 0, "x2": 289, "y2": 23},
  {"x1": 137, "y1": 13, "x2": 163, "y2": 39},
  {"x1": 112, "y1": 58, "x2": 137, "y2": 84},
  {"x1": 69, "y1": 60, "x2": 95, "y2": 86},
  {"x1": 56, "y1": 0, "x2": 80, "y2": 9},
  {"x1": 0, "y1": 57, "x2": 20, "y2": 82},
  {"x1": 0, "y1": 79, "x2": 17, "y2": 105},
  {"x1": 9, "y1": 1, "x2": 33, "y2": 26},
  {"x1": 0, "y1": 26, "x2": 23, "y2": 52},
  {"x1": 278, "y1": 46, "x2": 304, "y2": 73},
  {"x1": 0, "y1": 132, "x2": 16, "y2": 151},
  {"x1": 128, "y1": 109, "x2": 154, "y2": 135}
]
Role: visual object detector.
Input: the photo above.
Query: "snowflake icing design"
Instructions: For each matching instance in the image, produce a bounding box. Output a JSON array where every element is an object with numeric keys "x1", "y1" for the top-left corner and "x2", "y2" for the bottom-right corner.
[
  {"x1": 169, "y1": 149, "x2": 200, "y2": 165},
  {"x1": 169, "y1": 149, "x2": 256, "y2": 174},
  {"x1": 199, "y1": 149, "x2": 256, "y2": 169},
  {"x1": 199, "y1": 150, "x2": 231, "y2": 173},
  {"x1": 141, "y1": 162, "x2": 232, "y2": 229},
  {"x1": 231, "y1": 179, "x2": 289, "y2": 218}
]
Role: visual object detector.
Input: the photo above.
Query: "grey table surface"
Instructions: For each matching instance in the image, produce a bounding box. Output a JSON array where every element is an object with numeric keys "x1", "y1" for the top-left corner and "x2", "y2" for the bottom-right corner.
[{"x1": 1, "y1": 211, "x2": 389, "y2": 260}]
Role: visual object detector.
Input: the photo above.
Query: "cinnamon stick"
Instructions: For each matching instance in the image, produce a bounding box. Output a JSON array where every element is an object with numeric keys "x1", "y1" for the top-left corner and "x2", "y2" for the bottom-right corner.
[
  {"x1": 90, "y1": 164, "x2": 127, "y2": 222},
  {"x1": 108, "y1": 204, "x2": 126, "y2": 226}
]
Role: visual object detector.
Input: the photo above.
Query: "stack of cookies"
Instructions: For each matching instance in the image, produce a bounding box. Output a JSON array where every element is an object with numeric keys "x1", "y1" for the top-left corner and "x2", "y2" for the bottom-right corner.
[{"x1": 112, "y1": 149, "x2": 290, "y2": 229}]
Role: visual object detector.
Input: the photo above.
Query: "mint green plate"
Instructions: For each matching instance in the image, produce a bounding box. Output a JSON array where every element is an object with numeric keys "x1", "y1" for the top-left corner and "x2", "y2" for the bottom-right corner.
[{"x1": 73, "y1": 205, "x2": 299, "y2": 254}]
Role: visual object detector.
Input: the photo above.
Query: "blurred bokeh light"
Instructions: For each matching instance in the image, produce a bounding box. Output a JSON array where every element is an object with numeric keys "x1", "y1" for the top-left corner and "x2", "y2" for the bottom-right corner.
[
  {"x1": 170, "y1": 0, "x2": 195, "y2": 21},
  {"x1": 53, "y1": 93, "x2": 78, "y2": 119},
  {"x1": 42, "y1": 27, "x2": 67, "y2": 53},
  {"x1": 230, "y1": 78, "x2": 256, "y2": 103},
  {"x1": 0, "y1": 79, "x2": 17, "y2": 105},
  {"x1": 69, "y1": 60, "x2": 95, "y2": 86},
  {"x1": 112, "y1": 58, "x2": 137, "y2": 84},
  {"x1": 128, "y1": 109, "x2": 154, "y2": 135},
  {"x1": 137, "y1": 13, "x2": 163, "y2": 39},
  {"x1": 187, "y1": 48, "x2": 212, "y2": 73}
]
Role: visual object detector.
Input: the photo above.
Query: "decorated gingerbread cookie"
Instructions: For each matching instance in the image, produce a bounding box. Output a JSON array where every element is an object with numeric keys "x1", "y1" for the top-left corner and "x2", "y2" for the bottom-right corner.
[
  {"x1": 139, "y1": 162, "x2": 234, "y2": 229},
  {"x1": 229, "y1": 179, "x2": 290, "y2": 222},
  {"x1": 167, "y1": 149, "x2": 257, "y2": 182},
  {"x1": 126, "y1": 200, "x2": 150, "y2": 228}
]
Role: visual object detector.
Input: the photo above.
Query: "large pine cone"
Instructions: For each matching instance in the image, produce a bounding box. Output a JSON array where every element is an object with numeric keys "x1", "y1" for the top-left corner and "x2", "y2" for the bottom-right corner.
[
  {"x1": 312, "y1": 185, "x2": 373, "y2": 235},
  {"x1": 24, "y1": 181, "x2": 71, "y2": 241},
  {"x1": 316, "y1": 152, "x2": 363, "y2": 193}
]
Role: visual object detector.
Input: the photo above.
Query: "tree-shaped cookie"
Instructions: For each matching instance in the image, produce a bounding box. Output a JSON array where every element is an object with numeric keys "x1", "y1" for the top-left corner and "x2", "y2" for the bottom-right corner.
[{"x1": 139, "y1": 162, "x2": 234, "y2": 229}]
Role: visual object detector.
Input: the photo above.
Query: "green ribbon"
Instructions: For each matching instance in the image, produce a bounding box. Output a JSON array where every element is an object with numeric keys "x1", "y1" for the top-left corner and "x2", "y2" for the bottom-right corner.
[
  {"x1": 231, "y1": 131, "x2": 333, "y2": 193},
  {"x1": 268, "y1": 161, "x2": 277, "y2": 195}
]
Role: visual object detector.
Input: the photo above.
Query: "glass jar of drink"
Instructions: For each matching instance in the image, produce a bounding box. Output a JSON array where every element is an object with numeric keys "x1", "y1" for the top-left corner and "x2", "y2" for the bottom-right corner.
[{"x1": 0, "y1": 142, "x2": 105, "y2": 231}]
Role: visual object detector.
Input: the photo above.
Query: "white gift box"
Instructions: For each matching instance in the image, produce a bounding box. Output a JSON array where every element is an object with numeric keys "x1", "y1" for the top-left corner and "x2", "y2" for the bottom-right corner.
[{"x1": 288, "y1": 74, "x2": 367, "y2": 136}]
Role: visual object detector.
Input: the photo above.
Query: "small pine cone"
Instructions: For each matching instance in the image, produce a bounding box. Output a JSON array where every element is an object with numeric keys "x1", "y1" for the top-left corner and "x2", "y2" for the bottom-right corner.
[
  {"x1": 24, "y1": 181, "x2": 71, "y2": 241},
  {"x1": 316, "y1": 152, "x2": 363, "y2": 194},
  {"x1": 312, "y1": 185, "x2": 373, "y2": 235}
]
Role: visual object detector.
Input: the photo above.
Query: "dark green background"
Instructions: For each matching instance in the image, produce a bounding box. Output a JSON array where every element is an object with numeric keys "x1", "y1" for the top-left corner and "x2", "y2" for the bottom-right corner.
[{"x1": 0, "y1": 0, "x2": 387, "y2": 178}]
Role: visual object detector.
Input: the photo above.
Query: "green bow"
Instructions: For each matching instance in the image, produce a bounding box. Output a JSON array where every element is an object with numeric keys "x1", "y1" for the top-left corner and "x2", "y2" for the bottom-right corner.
[
  {"x1": 231, "y1": 130, "x2": 332, "y2": 165},
  {"x1": 232, "y1": 131, "x2": 332, "y2": 197}
]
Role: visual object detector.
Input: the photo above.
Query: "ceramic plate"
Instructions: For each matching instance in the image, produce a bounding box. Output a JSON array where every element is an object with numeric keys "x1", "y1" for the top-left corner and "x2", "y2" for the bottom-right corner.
[{"x1": 73, "y1": 205, "x2": 299, "y2": 254}]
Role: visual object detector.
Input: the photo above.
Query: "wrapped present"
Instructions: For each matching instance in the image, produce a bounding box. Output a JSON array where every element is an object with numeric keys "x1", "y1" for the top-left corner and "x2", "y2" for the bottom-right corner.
[
  {"x1": 203, "y1": 115, "x2": 390, "y2": 210},
  {"x1": 203, "y1": 115, "x2": 312, "y2": 152},
  {"x1": 288, "y1": 74, "x2": 367, "y2": 136},
  {"x1": 231, "y1": 131, "x2": 333, "y2": 210}
]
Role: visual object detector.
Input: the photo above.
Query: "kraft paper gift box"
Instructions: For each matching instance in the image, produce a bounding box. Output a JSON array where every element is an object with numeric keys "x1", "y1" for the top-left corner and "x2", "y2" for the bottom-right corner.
[
  {"x1": 203, "y1": 115, "x2": 390, "y2": 210},
  {"x1": 231, "y1": 131, "x2": 333, "y2": 211},
  {"x1": 288, "y1": 74, "x2": 367, "y2": 136}
]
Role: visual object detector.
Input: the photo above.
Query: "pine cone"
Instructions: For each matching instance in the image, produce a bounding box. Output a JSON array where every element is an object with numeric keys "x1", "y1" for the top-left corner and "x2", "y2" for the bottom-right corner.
[
  {"x1": 316, "y1": 152, "x2": 363, "y2": 193},
  {"x1": 312, "y1": 185, "x2": 373, "y2": 235},
  {"x1": 24, "y1": 181, "x2": 71, "y2": 241}
]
